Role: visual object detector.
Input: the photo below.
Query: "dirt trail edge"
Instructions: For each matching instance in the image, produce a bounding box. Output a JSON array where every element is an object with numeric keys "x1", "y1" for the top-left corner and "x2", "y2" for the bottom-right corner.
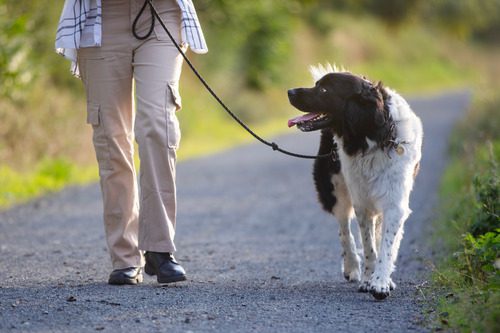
[{"x1": 0, "y1": 90, "x2": 470, "y2": 333}]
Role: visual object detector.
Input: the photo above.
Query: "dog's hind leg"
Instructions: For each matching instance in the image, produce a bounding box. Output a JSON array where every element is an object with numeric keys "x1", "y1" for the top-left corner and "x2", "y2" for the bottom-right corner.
[
  {"x1": 373, "y1": 215, "x2": 396, "y2": 291},
  {"x1": 369, "y1": 203, "x2": 411, "y2": 300},
  {"x1": 332, "y1": 174, "x2": 361, "y2": 282}
]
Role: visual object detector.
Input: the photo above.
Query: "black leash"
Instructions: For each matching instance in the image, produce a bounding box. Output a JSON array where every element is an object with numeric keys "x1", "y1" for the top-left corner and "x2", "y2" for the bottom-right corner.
[{"x1": 133, "y1": 0, "x2": 336, "y2": 160}]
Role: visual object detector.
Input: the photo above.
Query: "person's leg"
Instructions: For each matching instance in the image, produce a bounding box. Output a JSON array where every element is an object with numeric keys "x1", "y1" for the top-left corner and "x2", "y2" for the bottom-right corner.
[
  {"x1": 133, "y1": 0, "x2": 184, "y2": 254},
  {"x1": 77, "y1": 0, "x2": 142, "y2": 272},
  {"x1": 132, "y1": 0, "x2": 187, "y2": 283}
]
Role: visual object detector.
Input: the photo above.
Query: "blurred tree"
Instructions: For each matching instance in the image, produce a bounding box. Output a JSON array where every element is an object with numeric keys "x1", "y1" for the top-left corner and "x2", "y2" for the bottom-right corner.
[
  {"x1": 191, "y1": 0, "x2": 500, "y2": 91},
  {"x1": 196, "y1": 0, "x2": 305, "y2": 90},
  {"x1": 298, "y1": 0, "x2": 500, "y2": 41},
  {"x1": 422, "y1": 0, "x2": 500, "y2": 40},
  {"x1": 366, "y1": 0, "x2": 422, "y2": 26},
  {"x1": 303, "y1": 0, "x2": 422, "y2": 28},
  {"x1": 239, "y1": 2, "x2": 294, "y2": 90},
  {"x1": 0, "y1": 0, "x2": 79, "y2": 101},
  {"x1": 0, "y1": 0, "x2": 35, "y2": 101}
]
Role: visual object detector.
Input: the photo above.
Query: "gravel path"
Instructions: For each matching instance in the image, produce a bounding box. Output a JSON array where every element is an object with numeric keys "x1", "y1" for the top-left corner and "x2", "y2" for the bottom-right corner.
[{"x1": 0, "y1": 90, "x2": 470, "y2": 332}]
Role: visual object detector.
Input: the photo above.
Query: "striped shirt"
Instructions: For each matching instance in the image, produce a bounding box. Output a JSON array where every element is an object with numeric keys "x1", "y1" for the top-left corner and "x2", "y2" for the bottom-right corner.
[{"x1": 55, "y1": 0, "x2": 208, "y2": 76}]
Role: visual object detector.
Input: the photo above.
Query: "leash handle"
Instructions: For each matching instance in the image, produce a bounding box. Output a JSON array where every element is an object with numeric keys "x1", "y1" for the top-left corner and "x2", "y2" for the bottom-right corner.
[
  {"x1": 143, "y1": 0, "x2": 335, "y2": 160},
  {"x1": 132, "y1": 0, "x2": 155, "y2": 40}
]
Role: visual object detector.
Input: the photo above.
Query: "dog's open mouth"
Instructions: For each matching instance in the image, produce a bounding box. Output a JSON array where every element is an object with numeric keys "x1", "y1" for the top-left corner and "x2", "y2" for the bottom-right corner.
[{"x1": 288, "y1": 112, "x2": 331, "y2": 132}]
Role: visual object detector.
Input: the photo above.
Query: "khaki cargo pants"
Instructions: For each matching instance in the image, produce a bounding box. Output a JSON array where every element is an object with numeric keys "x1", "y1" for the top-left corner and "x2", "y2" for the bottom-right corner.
[{"x1": 78, "y1": 0, "x2": 184, "y2": 269}]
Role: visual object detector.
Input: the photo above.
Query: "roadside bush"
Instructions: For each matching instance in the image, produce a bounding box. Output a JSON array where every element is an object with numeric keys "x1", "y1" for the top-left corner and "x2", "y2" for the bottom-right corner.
[
  {"x1": 458, "y1": 230, "x2": 500, "y2": 284},
  {"x1": 432, "y1": 95, "x2": 500, "y2": 332},
  {"x1": 453, "y1": 147, "x2": 499, "y2": 284},
  {"x1": 455, "y1": 143, "x2": 499, "y2": 286},
  {"x1": 469, "y1": 168, "x2": 499, "y2": 236}
]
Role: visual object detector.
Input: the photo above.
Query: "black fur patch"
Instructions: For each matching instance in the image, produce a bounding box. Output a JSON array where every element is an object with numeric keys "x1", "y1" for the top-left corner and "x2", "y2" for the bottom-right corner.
[
  {"x1": 313, "y1": 129, "x2": 341, "y2": 213},
  {"x1": 342, "y1": 83, "x2": 394, "y2": 156}
]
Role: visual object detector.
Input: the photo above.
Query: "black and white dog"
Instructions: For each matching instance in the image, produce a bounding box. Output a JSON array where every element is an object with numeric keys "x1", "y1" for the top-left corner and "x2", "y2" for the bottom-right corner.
[{"x1": 288, "y1": 64, "x2": 423, "y2": 300}]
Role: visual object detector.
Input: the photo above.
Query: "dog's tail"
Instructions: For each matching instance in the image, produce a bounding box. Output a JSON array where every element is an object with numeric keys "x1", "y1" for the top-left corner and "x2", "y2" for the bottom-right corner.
[{"x1": 313, "y1": 130, "x2": 341, "y2": 213}]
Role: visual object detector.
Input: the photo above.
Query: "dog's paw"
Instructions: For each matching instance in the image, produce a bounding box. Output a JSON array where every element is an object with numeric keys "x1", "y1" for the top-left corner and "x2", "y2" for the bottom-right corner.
[
  {"x1": 368, "y1": 278, "x2": 392, "y2": 300},
  {"x1": 343, "y1": 263, "x2": 361, "y2": 283},
  {"x1": 369, "y1": 285, "x2": 390, "y2": 300},
  {"x1": 344, "y1": 270, "x2": 361, "y2": 282},
  {"x1": 357, "y1": 281, "x2": 370, "y2": 293}
]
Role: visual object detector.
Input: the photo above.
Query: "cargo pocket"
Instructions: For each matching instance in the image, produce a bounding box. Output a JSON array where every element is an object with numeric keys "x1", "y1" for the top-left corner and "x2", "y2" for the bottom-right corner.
[
  {"x1": 166, "y1": 82, "x2": 182, "y2": 149},
  {"x1": 87, "y1": 103, "x2": 113, "y2": 171},
  {"x1": 86, "y1": 102, "x2": 100, "y2": 126}
]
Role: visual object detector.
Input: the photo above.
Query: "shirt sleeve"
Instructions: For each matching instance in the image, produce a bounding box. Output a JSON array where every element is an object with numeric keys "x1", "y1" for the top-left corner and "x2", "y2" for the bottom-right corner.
[{"x1": 176, "y1": 0, "x2": 208, "y2": 54}]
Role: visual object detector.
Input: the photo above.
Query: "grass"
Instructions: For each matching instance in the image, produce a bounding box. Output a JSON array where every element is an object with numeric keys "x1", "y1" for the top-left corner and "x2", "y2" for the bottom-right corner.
[
  {"x1": 0, "y1": 159, "x2": 97, "y2": 208},
  {"x1": 427, "y1": 95, "x2": 500, "y2": 332}
]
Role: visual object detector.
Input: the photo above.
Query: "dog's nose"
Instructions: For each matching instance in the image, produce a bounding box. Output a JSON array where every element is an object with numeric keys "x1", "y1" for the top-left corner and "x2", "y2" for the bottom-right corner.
[{"x1": 288, "y1": 89, "x2": 297, "y2": 97}]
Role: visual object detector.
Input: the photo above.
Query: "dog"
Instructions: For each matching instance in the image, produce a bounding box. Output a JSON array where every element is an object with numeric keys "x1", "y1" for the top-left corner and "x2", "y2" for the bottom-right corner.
[{"x1": 287, "y1": 64, "x2": 423, "y2": 300}]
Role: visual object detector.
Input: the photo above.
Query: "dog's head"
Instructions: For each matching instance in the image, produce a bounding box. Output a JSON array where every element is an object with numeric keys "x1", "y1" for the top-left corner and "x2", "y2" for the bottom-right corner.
[{"x1": 287, "y1": 68, "x2": 387, "y2": 137}]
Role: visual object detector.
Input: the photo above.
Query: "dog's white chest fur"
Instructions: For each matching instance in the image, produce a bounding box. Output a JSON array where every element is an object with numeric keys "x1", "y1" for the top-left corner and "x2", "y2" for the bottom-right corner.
[{"x1": 336, "y1": 90, "x2": 422, "y2": 210}]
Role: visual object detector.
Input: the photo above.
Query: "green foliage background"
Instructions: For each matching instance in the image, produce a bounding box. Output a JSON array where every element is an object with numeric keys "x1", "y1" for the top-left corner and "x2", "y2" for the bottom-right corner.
[{"x1": 0, "y1": 0, "x2": 499, "y2": 208}]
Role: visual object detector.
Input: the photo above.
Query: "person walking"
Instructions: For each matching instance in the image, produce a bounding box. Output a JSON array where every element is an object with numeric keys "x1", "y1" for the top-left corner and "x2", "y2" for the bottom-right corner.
[{"x1": 55, "y1": 0, "x2": 207, "y2": 285}]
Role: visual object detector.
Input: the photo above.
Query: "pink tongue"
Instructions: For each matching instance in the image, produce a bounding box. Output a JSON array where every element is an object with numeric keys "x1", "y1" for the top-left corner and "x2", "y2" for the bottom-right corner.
[{"x1": 288, "y1": 113, "x2": 320, "y2": 128}]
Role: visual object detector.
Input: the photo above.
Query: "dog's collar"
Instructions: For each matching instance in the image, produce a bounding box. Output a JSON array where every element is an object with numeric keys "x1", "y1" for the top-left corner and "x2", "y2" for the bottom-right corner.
[{"x1": 380, "y1": 117, "x2": 409, "y2": 157}]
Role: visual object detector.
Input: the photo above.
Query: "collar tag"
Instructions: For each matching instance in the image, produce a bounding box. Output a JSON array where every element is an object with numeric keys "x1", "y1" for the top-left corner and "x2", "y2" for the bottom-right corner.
[{"x1": 396, "y1": 144, "x2": 405, "y2": 155}]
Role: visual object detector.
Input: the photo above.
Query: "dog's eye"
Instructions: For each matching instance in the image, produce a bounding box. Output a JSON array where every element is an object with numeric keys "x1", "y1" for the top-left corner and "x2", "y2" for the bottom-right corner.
[{"x1": 319, "y1": 87, "x2": 328, "y2": 93}]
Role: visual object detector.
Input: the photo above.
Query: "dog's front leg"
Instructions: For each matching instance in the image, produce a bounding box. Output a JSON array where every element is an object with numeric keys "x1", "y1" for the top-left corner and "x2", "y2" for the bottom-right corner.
[
  {"x1": 356, "y1": 211, "x2": 378, "y2": 292},
  {"x1": 369, "y1": 206, "x2": 410, "y2": 300}
]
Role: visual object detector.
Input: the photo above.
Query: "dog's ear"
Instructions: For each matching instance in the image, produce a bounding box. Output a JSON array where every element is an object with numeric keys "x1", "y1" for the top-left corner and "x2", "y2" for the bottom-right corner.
[
  {"x1": 342, "y1": 81, "x2": 388, "y2": 155},
  {"x1": 358, "y1": 81, "x2": 386, "y2": 127},
  {"x1": 342, "y1": 99, "x2": 370, "y2": 154}
]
